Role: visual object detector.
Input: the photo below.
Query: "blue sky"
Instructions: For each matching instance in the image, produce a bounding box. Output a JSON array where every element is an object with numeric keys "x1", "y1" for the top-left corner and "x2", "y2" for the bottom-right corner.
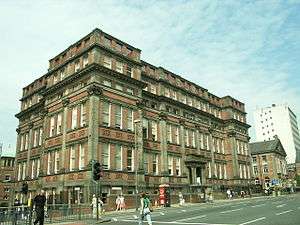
[{"x1": 0, "y1": 0, "x2": 299, "y2": 156}]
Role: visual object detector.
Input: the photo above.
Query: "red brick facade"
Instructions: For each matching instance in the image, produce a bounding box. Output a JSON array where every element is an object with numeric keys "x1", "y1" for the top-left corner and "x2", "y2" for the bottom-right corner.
[{"x1": 14, "y1": 28, "x2": 251, "y2": 208}]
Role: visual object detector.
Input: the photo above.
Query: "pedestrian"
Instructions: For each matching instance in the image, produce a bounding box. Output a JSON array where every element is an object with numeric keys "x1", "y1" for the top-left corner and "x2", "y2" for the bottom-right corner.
[
  {"x1": 120, "y1": 195, "x2": 125, "y2": 211},
  {"x1": 178, "y1": 192, "x2": 184, "y2": 206},
  {"x1": 227, "y1": 189, "x2": 232, "y2": 200},
  {"x1": 115, "y1": 195, "x2": 121, "y2": 211},
  {"x1": 240, "y1": 190, "x2": 245, "y2": 198},
  {"x1": 138, "y1": 192, "x2": 152, "y2": 225},
  {"x1": 33, "y1": 190, "x2": 46, "y2": 225},
  {"x1": 12, "y1": 198, "x2": 20, "y2": 225},
  {"x1": 91, "y1": 194, "x2": 98, "y2": 219}
]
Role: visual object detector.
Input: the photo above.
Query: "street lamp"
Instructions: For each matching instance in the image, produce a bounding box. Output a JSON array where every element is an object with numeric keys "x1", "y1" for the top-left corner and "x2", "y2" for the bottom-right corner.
[{"x1": 134, "y1": 119, "x2": 141, "y2": 211}]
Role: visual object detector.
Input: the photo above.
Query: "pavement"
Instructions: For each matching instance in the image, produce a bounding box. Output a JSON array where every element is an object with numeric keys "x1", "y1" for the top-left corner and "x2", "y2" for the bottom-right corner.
[{"x1": 47, "y1": 193, "x2": 300, "y2": 225}]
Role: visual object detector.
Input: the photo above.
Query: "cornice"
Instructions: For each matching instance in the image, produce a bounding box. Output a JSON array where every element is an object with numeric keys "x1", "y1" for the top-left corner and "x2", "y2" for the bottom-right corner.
[
  {"x1": 87, "y1": 83, "x2": 103, "y2": 96},
  {"x1": 20, "y1": 86, "x2": 46, "y2": 101},
  {"x1": 15, "y1": 100, "x2": 45, "y2": 119},
  {"x1": 224, "y1": 119, "x2": 251, "y2": 129}
]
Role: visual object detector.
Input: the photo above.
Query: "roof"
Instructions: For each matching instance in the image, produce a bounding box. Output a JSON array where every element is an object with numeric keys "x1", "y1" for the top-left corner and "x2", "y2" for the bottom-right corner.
[{"x1": 249, "y1": 138, "x2": 287, "y2": 157}]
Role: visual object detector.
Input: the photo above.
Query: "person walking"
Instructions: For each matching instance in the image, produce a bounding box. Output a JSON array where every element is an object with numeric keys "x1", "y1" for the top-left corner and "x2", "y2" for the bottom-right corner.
[
  {"x1": 33, "y1": 190, "x2": 46, "y2": 225},
  {"x1": 227, "y1": 189, "x2": 232, "y2": 200},
  {"x1": 138, "y1": 192, "x2": 152, "y2": 225},
  {"x1": 12, "y1": 198, "x2": 20, "y2": 225},
  {"x1": 178, "y1": 192, "x2": 184, "y2": 206},
  {"x1": 115, "y1": 195, "x2": 121, "y2": 211},
  {"x1": 120, "y1": 195, "x2": 125, "y2": 211}
]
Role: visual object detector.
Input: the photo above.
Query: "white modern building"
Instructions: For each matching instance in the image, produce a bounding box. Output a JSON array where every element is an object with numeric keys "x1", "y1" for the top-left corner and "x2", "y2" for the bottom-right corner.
[{"x1": 254, "y1": 104, "x2": 300, "y2": 164}]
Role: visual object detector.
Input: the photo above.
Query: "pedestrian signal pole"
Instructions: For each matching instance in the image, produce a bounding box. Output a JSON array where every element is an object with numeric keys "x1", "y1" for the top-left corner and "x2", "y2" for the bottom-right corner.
[{"x1": 92, "y1": 160, "x2": 103, "y2": 221}]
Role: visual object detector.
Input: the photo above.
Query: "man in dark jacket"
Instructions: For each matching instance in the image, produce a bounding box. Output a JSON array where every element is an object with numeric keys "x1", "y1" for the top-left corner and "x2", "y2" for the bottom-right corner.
[{"x1": 33, "y1": 190, "x2": 46, "y2": 225}]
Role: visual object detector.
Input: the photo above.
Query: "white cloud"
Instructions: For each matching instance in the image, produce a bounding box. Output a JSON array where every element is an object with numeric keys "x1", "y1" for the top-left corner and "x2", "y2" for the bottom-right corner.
[{"x1": 0, "y1": 0, "x2": 299, "y2": 155}]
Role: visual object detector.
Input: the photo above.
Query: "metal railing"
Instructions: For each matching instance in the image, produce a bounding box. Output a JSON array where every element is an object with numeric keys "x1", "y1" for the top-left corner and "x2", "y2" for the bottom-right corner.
[{"x1": 0, "y1": 204, "x2": 99, "y2": 225}]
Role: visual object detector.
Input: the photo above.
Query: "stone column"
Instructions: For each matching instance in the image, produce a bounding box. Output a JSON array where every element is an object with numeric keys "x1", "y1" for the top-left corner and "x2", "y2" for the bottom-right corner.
[
  {"x1": 61, "y1": 98, "x2": 70, "y2": 168},
  {"x1": 26, "y1": 123, "x2": 34, "y2": 178},
  {"x1": 159, "y1": 112, "x2": 168, "y2": 183},
  {"x1": 180, "y1": 120, "x2": 189, "y2": 181},
  {"x1": 87, "y1": 85, "x2": 102, "y2": 162},
  {"x1": 136, "y1": 108, "x2": 144, "y2": 185},
  {"x1": 228, "y1": 132, "x2": 239, "y2": 178},
  {"x1": 195, "y1": 128, "x2": 200, "y2": 154},
  {"x1": 208, "y1": 129, "x2": 216, "y2": 178}
]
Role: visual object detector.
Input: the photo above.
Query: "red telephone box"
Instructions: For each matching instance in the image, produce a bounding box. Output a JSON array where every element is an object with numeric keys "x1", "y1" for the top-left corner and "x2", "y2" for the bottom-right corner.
[{"x1": 159, "y1": 184, "x2": 171, "y2": 207}]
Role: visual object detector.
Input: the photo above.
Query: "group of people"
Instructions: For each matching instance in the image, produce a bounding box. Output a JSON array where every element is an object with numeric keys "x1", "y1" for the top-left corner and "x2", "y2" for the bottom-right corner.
[
  {"x1": 13, "y1": 190, "x2": 47, "y2": 225},
  {"x1": 115, "y1": 194, "x2": 126, "y2": 211}
]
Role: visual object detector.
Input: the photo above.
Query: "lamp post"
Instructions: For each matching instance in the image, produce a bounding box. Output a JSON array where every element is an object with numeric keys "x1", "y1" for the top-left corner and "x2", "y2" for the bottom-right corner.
[{"x1": 134, "y1": 119, "x2": 141, "y2": 211}]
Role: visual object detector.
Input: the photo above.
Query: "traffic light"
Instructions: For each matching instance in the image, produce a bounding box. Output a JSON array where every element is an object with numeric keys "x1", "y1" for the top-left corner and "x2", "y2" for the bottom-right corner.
[
  {"x1": 92, "y1": 161, "x2": 103, "y2": 181},
  {"x1": 21, "y1": 182, "x2": 28, "y2": 195}
]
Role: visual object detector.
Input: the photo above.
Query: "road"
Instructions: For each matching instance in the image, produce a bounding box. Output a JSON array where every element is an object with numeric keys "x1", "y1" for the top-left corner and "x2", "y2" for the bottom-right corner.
[{"x1": 104, "y1": 193, "x2": 300, "y2": 225}]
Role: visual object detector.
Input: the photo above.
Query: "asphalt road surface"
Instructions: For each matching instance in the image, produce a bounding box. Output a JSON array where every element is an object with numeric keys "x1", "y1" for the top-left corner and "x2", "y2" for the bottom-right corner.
[{"x1": 105, "y1": 193, "x2": 300, "y2": 225}]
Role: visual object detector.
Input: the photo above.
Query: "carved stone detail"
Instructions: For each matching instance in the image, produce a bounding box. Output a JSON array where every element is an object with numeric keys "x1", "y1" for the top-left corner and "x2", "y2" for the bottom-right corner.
[
  {"x1": 87, "y1": 85, "x2": 103, "y2": 96},
  {"x1": 62, "y1": 98, "x2": 70, "y2": 107}
]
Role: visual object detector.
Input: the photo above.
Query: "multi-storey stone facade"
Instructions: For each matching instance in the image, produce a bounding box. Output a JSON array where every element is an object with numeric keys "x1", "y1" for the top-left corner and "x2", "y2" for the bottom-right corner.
[
  {"x1": 250, "y1": 137, "x2": 287, "y2": 188},
  {"x1": 14, "y1": 28, "x2": 251, "y2": 208},
  {"x1": 0, "y1": 156, "x2": 15, "y2": 207}
]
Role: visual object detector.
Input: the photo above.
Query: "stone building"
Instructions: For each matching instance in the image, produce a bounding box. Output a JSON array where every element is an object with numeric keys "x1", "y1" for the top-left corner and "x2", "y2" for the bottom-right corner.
[
  {"x1": 14, "y1": 28, "x2": 251, "y2": 208},
  {"x1": 0, "y1": 156, "x2": 15, "y2": 207},
  {"x1": 250, "y1": 137, "x2": 287, "y2": 188}
]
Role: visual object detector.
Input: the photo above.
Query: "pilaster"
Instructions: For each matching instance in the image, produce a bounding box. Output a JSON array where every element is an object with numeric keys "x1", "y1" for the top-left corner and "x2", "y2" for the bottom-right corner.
[{"x1": 159, "y1": 112, "x2": 169, "y2": 183}]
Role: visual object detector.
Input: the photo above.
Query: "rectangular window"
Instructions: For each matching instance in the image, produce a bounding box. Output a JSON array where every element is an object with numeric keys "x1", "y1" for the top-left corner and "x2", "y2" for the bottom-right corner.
[
  {"x1": 175, "y1": 158, "x2": 181, "y2": 176},
  {"x1": 127, "y1": 147, "x2": 134, "y2": 171},
  {"x1": 50, "y1": 116, "x2": 55, "y2": 137},
  {"x1": 142, "y1": 119, "x2": 149, "y2": 139},
  {"x1": 102, "y1": 102, "x2": 110, "y2": 127},
  {"x1": 185, "y1": 129, "x2": 189, "y2": 146},
  {"x1": 115, "y1": 105, "x2": 122, "y2": 129},
  {"x1": 60, "y1": 68, "x2": 65, "y2": 80},
  {"x1": 223, "y1": 164, "x2": 227, "y2": 179},
  {"x1": 22, "y1": 162, "x2": 26, "y2": 180},
  {"x1": 71, "y1": 107, "x2": 78, "y2": 129},
  {"x1": 151, "y1": 121, "x2": 158, "y2": 141},
  {"x1": 175, "y1": 126, "x2": 180, "y2": 144},
  {"x1": 127, "y1": 109, "x2": 133, "y2": 131},
  {"x1": 83, "y1": 54, "x2": 89, "y2": 67},
  {"x1": 208, "y1": 162, "x2": 211, "y2": 178},
  {"x1": 54, "y1": 151, "x2": 60, "y2": 174},
  {"x1": 80, "y1": 103, "x2": 87, "y2": 127},
  {"x1": 167, "y1": 124, "x2": 172, "y2": 143},
  {"x1": 18, "y1": 164, "x2": 21, "y2": 181},
  {"x1": 219, "y1": 164, "x2": 223, "y2": 179},
  {"x1": 168, "y1": 156, "x2": 173, "y2": 175},
  {"x1": 144, "y1": 153, "x2": 149, "y2": 174},
  {"x1": 191, "y1": 131, "x2": 196, "y2": 148},
  {"x1": 20, "y1": 135, "x2": 24, "y2": 152},
  {"x1": 57, "y1": 113, "x2": 62, "y2": 134},
  {"x1": 263, "y1": 165, "x2": 269, "y2": 173},
  {"x1": 115, "y1": 144, "x2": 122, "y2": 171},
  {"x1": 31, "y1": 160, "x2": 35, "y2": 179},
  {"x1": 47, "y1": 152, "x2": 52, "y2": 175},
  {"x1": 126, "y1": 65, "x2": 133, "y2": 77},
  {"x1": 33, "y1": 129, "x2": 38, "y2": 147},
  {"x1": 70, "y1": 146, "x2": 76, "y2": 172},
  {"x1": 25, "y1": 133, "x2": 29, "y2": 150},
  {"x1": 150, "y1": 84, "x2": 157, "y2": 94},
  {"x1": 36, "y1": 159, "x2": 40, "y2": 177},
  {"x1": 38, "y1": 128, "x2": 43, "y2": 146},
  {"x1": 152, "y1": 154, "x2": 158, "y2": 174},
  {"x1": 103, "y1": 56, "x2": 112, "y2": 69},
  {"x1": 102, "y1": 143, "x2": 110, "y2": 170},
  {"x1": 116, "y1": 61, "x2": 123, "y2": 73},
  {"x1": 79, "y1": 144, "x2": 85, "y2": 170}
]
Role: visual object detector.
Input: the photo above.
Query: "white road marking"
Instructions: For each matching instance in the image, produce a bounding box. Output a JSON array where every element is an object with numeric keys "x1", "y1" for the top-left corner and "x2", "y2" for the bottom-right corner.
[
  {"x1": 121, "y1": 219, "x2": 232, "y2": 225},
  {"x1": 160, "y1": 212, "x2": 165, "y2": 215},
  {"x1": 276, "y1": 209, "x2": 293, "y2": 215},
  {"x1": 133, "y1": 215, "x2": 138, "y2": 219},
  {"x1": 174, "y1": 214, "x2": 207, "y2": 222},
  {"x1": 276, "y1": 204, "x2": 286, "y2": 208},
  {"x1": 112, "y1": 218, "x2": 118, "y2": 221},
  {"x1": 181, "y1": 209, "x2": 187, "y2": 212},
  {"x1": 239, "y1": 217, "x2": 266, "y2": 225},
  {"x1": 220, "y1": 208, "x2": 243, "y2": 214},
  {"x1": 251, "y1": 203, "x2": 265, "y2": 208}
]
